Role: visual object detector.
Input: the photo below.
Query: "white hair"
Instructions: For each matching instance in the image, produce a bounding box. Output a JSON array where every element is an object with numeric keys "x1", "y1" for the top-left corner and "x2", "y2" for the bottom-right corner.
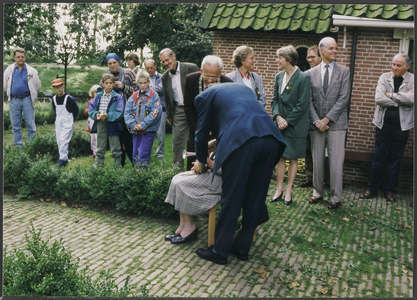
[
  {"x1": 201, "y1": 55, "x2": 223, "y2": 73},
  {"x1": 319, "y1": 37, "x2": 336, "y2": 50}
]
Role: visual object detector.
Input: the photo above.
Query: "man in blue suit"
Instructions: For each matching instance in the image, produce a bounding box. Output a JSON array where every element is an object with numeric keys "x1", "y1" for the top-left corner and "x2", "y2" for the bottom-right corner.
[{"x1": 193, "y1": 83, "x2": 286, "y2": 264}]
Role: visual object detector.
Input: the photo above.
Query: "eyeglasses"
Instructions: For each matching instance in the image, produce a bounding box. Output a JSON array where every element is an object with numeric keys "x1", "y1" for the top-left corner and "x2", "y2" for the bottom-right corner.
[{"x1": 203, "y1": 74, "x2": 219, "y2": 80}]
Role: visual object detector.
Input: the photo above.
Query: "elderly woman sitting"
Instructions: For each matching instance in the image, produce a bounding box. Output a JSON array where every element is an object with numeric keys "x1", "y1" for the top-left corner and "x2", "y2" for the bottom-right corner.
[{"x1": 165, "y1": 140, "x2": 220, "y2": 244}]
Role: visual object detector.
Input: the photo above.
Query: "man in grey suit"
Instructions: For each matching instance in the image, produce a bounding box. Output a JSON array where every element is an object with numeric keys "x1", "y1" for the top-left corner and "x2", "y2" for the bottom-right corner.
[
  {"x1": 306, "y1": 37, "x2": 350, "y2": 209},
  {"x1": 160, "y1": 48, "x2": 199, "y2": 170}
]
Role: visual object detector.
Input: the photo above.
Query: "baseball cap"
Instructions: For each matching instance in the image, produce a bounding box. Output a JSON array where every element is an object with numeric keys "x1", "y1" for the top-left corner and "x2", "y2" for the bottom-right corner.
[{"x1": 51, "y1": 78, "x2": 64, "y2": 87}]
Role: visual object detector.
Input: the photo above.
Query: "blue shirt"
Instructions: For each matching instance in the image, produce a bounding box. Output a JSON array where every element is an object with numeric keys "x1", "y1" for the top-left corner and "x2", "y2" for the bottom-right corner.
[{"x1": 11, "y1": 64, "x2": 30, "y2": 97}]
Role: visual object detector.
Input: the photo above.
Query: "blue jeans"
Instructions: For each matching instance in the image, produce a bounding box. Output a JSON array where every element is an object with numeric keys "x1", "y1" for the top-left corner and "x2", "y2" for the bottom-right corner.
[
  {"x1": 9, "y1": 96, "x2": 36, "y2": 147},
  {"x1": 155, "y1": 111, "x2": 166, "y2": 158}
]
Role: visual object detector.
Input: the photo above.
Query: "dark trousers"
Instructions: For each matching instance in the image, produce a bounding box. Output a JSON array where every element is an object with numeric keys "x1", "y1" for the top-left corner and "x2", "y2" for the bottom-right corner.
[
  {"x1": 213, "y1": 136, "x2": 282, "y2": 258},
  {"x1": 120, "y1": 121, "x2": 134, "y2": 167},
  {"x1": 367, "y1": 121, "x2": 409, "y2": 193}
]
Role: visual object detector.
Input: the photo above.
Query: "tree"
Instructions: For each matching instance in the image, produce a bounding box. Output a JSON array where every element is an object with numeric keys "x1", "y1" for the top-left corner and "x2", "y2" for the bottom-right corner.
[
  {"x1": 102, "y1": 3, "x2": 213, "y2": 70},
  {"x1": 4, "y1": 3, "x2": 58, "y2": 60}
]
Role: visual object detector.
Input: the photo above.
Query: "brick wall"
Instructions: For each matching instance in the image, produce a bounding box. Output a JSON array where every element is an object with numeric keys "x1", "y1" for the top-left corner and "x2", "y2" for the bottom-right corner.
[{"x1": 213, "y1": 29, "x2": 413, "y2": 189}]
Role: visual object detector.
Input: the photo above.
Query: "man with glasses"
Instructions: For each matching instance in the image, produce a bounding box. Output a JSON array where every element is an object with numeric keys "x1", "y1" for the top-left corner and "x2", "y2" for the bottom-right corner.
[
  {"x1": 183, "y1": 55, "x2": 233, "y2": 170},
  {"x1": 160, "y1": 48, "x2": 199, "y2": 170}
]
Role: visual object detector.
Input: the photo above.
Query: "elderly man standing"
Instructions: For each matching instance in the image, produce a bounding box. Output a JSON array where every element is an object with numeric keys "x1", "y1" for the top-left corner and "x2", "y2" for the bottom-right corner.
[
  {"x1": 145, "y1": 59, "x2": 166, "y2": 160},
  {"x1": 360, "y1": 54, "x2": 414, "y2": 202},
  {"x1": 4, "y1": 47, "x2": 41, "y2": 147},
  {"x1": 306, "y1": 37, "x2": 350, "y2": 210},
  {"x1": 183, "y1": 55, "x2": 233, "y2": 170},
  {"x1": 101, "y1": 53, "x2": 138, "y2": 166},
  {"x1": 299, "y1": 45, "x2": 323, "y2": 188},
  {"x1": 160, "y1": 48, "x2": 199, "y2": 170}
]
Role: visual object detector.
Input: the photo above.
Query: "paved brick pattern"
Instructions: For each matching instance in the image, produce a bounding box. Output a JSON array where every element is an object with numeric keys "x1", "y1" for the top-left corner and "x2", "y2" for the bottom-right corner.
[{"x1": 3, "y1": 183, "x2": 413, "y2": 297}]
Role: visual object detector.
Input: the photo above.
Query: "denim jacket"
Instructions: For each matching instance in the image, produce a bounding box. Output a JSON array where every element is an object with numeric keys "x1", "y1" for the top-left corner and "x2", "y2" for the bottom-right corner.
[{"x1": 124, "y1": 87, "x2": 162, "y2": 134}]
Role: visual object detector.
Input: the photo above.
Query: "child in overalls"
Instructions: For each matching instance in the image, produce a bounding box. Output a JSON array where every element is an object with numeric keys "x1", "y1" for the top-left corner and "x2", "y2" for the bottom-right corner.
[
  {"x1": 51, "y1": 79, "x2": 79, "y2": 167},
  {"x1": 124, "y1": 70, "x2": 162, "y2": 170}
]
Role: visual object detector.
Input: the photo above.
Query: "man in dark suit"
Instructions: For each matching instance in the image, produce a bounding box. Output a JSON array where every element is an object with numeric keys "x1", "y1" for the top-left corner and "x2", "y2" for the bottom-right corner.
[
  {"x1": 160, "y1": 48, "x2": 199, "y2": 170},
  {"x1": 183, "y1": 55, "x2": 233, "y2": 170},
  {"x1": 193, "y1": 83, "x2": 286, "y2": 264},
  {"x1": 306, "y1": 37, "x2": 350, "y2": 210}
]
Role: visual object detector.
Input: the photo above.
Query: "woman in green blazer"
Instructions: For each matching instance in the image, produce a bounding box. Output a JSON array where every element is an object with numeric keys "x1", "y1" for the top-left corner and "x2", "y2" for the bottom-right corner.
[{"x1": 270, "y1": 45, "x2": 311, "y2": 205}]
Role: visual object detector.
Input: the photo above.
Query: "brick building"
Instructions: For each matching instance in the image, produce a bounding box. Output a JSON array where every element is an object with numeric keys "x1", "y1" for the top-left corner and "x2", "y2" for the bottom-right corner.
[{"x1": 200, "y1": 4, "x2": 414, "y2": 190}]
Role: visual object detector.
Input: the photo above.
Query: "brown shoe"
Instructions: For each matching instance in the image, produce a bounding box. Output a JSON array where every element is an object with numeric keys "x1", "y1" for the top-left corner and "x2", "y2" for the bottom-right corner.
[
  {"x1": 299, "y1": 179, "x2": 312, "y2": 188},
  {"x1": 309, "y1": 196, "x2": 322, "y2": 204},
  {"x1": 385, "y1": 192, "x2": 395, "y2": 202},
  {"x1": 359, "y1": 190, "x2": 376, "y2": 199},
  {"x1": 328, "y1": 202, "x2": 341, "y2": 209}
]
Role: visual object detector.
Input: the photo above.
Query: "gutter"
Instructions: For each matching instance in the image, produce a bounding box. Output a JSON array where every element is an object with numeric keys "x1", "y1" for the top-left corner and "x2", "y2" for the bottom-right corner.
[{"x1": 332, "y1": 15, "x2": 414, "y2": 29}]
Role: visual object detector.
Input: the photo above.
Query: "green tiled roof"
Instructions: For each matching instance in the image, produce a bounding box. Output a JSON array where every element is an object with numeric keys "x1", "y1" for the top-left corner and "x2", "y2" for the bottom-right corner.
[{"x1": 200, "y1": 4, "x2": 414, "y2": 34}]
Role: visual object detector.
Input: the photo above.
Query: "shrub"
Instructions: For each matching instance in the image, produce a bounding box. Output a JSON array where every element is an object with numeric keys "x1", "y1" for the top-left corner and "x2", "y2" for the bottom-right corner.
[
  {"x1": 3, "y1": 145, "x2": 30, "y2": 188},
  {"x1": 25, "y1": 131, "x2": 91, "y2": 161},
  {"x1": 26, "y1": 155, "x2": 62, "y2": 196},
  {"x1": 3, "y1": 224, "x2": 135, "y2": 297},
  {"x1": 4, "y1": 144, "x2": 181, "y2": 218},
  {"x1": 26, "y1": 133, "x2": 58, "y2": 160},
  {"x1": 4, "y1": 110, "x2": 11, "y2": 130}
]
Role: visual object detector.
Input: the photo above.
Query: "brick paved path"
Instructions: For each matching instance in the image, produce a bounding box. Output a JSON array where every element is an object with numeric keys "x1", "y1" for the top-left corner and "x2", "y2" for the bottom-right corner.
[{"x1": 3, "y1": 183, "x2": 413, "y2": 297}]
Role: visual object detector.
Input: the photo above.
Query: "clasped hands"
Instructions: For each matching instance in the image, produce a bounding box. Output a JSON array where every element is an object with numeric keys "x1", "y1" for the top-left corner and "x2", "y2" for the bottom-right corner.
[
  {"x1": 315, "y1": 117, "x2": 330, "y2": 132},
  {"x1": 192, "y1": 139, "x2": 216, "y2": 174},
  {"x1": 385, "y1": 89, "x2": 414, "y2": 106},
  {"x1": 276, "y1": 115, "x2": 288, "y2": 130},
  {"x1": 96, "y1": 112, "x2": 108, "y2": 120},
  {"x1": 192, "y1": 158, "x2": 214, "y2": 174},
  {"x1": 133, "y1": 124, "x2": 143, "y2": 131}
]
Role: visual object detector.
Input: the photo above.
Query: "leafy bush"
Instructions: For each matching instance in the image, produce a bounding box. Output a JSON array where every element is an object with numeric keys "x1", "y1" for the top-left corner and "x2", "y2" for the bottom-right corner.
[
  {"x1": 4, "y1": 110, "x2": 11, "y2": 130},
  {"x1": 3, "y1": 224, "x2": 135, "y2": 297},
  {"x1": 26, "y1": 155, "x2": 62, "y2": 196},
  {"x1": 3, "y1": 145, "x2": 31, "y2": 188},
  {"x1": 25, "y1": 131, "x2": 91, "y2": 161},
  {"x1": 4, "y1": 140, "x2": 180, "y2": 218}
]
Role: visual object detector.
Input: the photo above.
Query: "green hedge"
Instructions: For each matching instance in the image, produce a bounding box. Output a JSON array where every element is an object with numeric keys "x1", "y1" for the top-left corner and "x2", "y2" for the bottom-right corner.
[
  {"x1": 4, "y1": 133, "x2": 181, "y2": 218},
  {"x1": 4, "y1": 224, "x2": 135, "y2": 297},
  {"x1": 3, "y1": 100, "x2": 89, "y2": 130}
]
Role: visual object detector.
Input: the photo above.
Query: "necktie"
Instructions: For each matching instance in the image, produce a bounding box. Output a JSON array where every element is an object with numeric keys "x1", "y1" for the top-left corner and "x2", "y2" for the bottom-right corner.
[{"x1": 323, "y1": 64, "x2": 329, "y2": 95}]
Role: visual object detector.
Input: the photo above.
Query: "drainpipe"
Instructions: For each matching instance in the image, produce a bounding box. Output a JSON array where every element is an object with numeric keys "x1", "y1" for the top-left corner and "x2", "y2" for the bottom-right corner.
[{"x1": 347, "y1": 27, "x2": 358, "y2": 121}]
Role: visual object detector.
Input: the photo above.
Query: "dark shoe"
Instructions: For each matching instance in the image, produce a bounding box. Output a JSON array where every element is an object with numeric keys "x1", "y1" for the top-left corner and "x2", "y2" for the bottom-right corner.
[
  {"x1": 171, "y1": 228, "x2": 199, "y2": 244},
  {"x1": 385, "y1": 192, "x2": 395, "y2": 202},
  {"x1": 284, "y1": 199, "x2": 292, "y2": 206},
  {"x1": 196, "y1": 246, "x2": 227, "y2": 265},
  {"x1": 165, "y1": 232, "x2": 180, "y2": 241},
  {"x1": 309, "y1": 196, "x2": 322, "y2": 204},
  {"x1": 56, "y1": 160, "x2": 68, "y2": 167},
  {"x1": 328, "y1": 202, "x2": 341, "y2": 209},
  {"x1": 270, "y1": 192, "x2": 283, "y2": 203},
  {"x1": 299, "y1": 179, "x2": 312, "y2": 188},
  {"x1": 230, "y1": 246, "x2": 248, "y2": 261},
  {"x1": 409, "y1": 202, "x2": 413, "y2": 208},
  {"x1": 359, "y1": 190, "x2": 376, "y2": 199}
]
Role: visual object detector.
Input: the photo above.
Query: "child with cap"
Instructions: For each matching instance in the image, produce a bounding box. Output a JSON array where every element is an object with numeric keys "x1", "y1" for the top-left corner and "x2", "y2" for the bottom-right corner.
[{"x1": 51, "y1": 78, "x2": 79, "y2": 167}]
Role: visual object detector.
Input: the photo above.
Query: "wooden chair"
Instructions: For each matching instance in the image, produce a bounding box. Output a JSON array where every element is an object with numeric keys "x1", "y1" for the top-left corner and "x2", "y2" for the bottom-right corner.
[{"x1": 207, "y1": 203, "x2": 255, "y2": 247}]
